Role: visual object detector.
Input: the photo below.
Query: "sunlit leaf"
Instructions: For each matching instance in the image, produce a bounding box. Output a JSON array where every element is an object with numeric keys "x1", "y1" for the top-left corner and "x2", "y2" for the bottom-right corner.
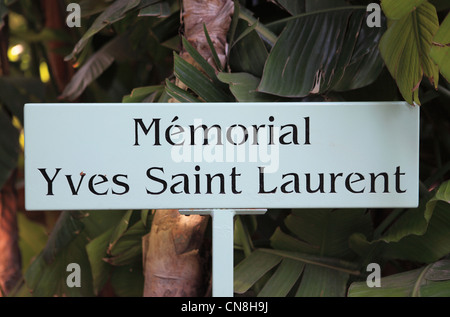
[
  {"x1": 381, "y1": 0, "x2": 427, "y2": 20},
  {"x1": 430, "y1": 13, "x2": 450, "y2": 82},
  {"x1": 379, "y1": 2, "x2": 439, "y2": 105}
]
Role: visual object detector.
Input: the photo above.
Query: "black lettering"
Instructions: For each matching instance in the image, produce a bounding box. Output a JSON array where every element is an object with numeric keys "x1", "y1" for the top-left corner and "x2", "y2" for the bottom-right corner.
[
  {"x1": 166, "y1": 116, "x2": 185, "y2": 146},
  {"x1": 88, "y1": 174, "x2": 109, "y2": 195},
  {"x1": 281, "y1": 173, "x2": 300, "y2": 193},
  {"x1": 305, "y1": 173, "x2": 325, "y2": 193},
  {"x1": 226, "y1": 124, "x2": 248, "y2": 145},
  {"x1": 345, "y1": 173, "x2": 365, "y2": 193},
  {"x1": 112, "y1": 174, "x2": 130, "y2": 195},
  {"x1": 258, "y1": 166, "x2": 277, "y2": 194},
  {"x1": 304, "y1": 117, "x2": 310, "y2": 145},
  {"x1": 171, "y1": 173, "x2": 190, "y2": 194},
  {"x1": 146, "y1": 167, "x2": 167, "y2": 195},
  {"x1": 369, "y1": 172, "x2": 389, "y2": 193},
  {"x1": 190, "y1": 124, "x2": 222, "y2": 145},
  {"x1": 394, "y1": 166, "x2": 406, "y2": 193},
  {"x1": 230, "y1": 167, "x2": 242, "y2": 194},
  {"x1": 38, "y1": 168, "x2": 61, "y2": 196},
  {"x1": 206, "y1": 173, "x2": 225, "y2": 194},
  {"x1": 330, "y1": 173, "x2": 343, "y2": 193},
  {"x1": 134, "y1": 118, "x2": 161, "y2": 146},
  {"x1": 279, "y1": 124, "x2": 299, "y2": 145},
  {"x1": 66, "y1": 173, "x2": 86, "y2": 195}
]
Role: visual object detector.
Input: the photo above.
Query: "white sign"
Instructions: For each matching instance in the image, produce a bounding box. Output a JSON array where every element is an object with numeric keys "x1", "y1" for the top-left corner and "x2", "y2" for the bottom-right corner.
[{"x1": 24, "y1": 102, "x2": 419, "y2": 210}]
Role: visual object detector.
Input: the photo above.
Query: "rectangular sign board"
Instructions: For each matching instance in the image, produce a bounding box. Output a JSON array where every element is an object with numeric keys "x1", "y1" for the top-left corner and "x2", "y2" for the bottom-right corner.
[{"x1": 25, "y1": 102, "x2": 419, "y2": 210}]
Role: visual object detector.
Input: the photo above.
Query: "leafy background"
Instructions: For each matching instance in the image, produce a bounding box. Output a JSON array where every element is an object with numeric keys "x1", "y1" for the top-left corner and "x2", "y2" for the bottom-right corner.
[{"x1": 0, "y1": 0, "x2": 449, "y2": 297}]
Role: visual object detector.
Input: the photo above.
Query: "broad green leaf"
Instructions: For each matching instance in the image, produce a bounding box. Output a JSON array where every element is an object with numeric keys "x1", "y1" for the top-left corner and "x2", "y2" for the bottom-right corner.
[
  {"x1": 257, "y1": 258, "x2": 304, "y2": 297},
  {"x1": 107, "y1": 210, "x2": 134, "y2": 251},
  {"x1": 25, "y1": 235, "x2": 95, "y2": 297},
  {"x1": 258, "y1": 8, "x2": 385, "y2": 97},
  {"x1": 381, "y1": 0, "x2": 427, "y2": 20},
  {"x1": 382, "y1": 180, "x2": 449, "y2": 243},
  {"x1": 283, "y1": 209, "x2": 372, "y2": 259},
  {"x1": 348, "y1": 260, "x2": 450, "y2": 297},
  {"x1": 295, "y1": 265, "x2": 349, "y2": 297},
  {"x1": 139, "y1": 1, "x2": 171, "y2": 17},
  {"x1": 234, "y1": 249, "x2": 282, "y2": 294},
  {"x1": 379, "y1": 2, "x2": 439, "y2": 105},
  {"x1": 65, "y1": 0, "x2": 141, "y2": 61},
  {"x1": 24, "y1": 211, "x2": 125, "y2": 296},
  {"x1": 203, "y1": 24, "x2": 223, "y2": 71},
  {"x1": 86, "y1": 227, "x2": 114, "y2": 295},
  {"x1": 430, "y1": 13, "x2": 450, "y2": 82},
  {"x1": 0, "y1": 108, "x2": 20, "y2": 189},
  {"x1": 349, "y1": 181, "x2": 450, "y2": 263},
  {"x1": 122, "y1": 85, "x2": 165, "y2": 103},
  {"x1": 173, "y1": 53, "x2": 233, "y2": 102},
  {"x1": 41, "y1": 211, "x2": 86, "y2": 264},
  {"x1": 181, "y1": 37, "x2": 221, "y2": 84},
  {"x1": 217, "y1": 72, "x2": 280, "y2": 102},
  {"x1": 17, "y1": 212, "x2": 48, "y2": 274},
  {"x1": 165, "y1": 79, "x2": 202, "y2": 103},
  {"x1": 110, "y1": 264, "x2": 144, "y2": 297},
  {"x1": 229, "y1": 19, "x2": 268, "y2": 77}
]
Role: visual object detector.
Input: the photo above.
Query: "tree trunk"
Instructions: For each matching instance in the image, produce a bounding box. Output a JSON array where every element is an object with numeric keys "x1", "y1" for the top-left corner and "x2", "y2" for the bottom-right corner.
[
  {"x1": 0, "y1": 172, "x2": 22, "y2": 296},
  {"x1": 40, "y1": 0, "x2": 74, "y2": 93},
  {"x1": 142, "y1": 0, "x2": 234, "y2": 297},
  {"x1": 143, "y1": 210, "x2": 209, "y2": 296}
]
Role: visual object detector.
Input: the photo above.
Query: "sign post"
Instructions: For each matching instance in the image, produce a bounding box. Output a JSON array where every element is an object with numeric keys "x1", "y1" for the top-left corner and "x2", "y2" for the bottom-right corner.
[
  {"x1": 24, "y1": 102, "x2": 419, "y2": 296},
  {"x1": 180, "y1": 209, "x2": 266, "y2": 297}
]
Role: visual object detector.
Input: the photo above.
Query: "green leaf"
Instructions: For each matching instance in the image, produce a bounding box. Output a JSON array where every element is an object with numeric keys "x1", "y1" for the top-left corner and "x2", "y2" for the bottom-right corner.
[
  {"x1": 181, "y1": 37, "x2": 220, "y2": 83},
  {"x1": 110, "y1": 263, "x2": 144, "y2": 296},
  {"x1": 282, "y1": 209, "x2": 372, "y2": 259},
  {"x1": 349, "y1": 181, "x2": 450, "y2": 263},
  {"x1": 203, "y1": 24, "x2": 223, "y2": 71},
  {"x1": 24, "y1": 211, "x2": 125, "y2": 296},
  {"x1": 17, "y1": 212, "x2": 48, "y2": 274},
  {"x1": 165, "y1": 79, "x2": 201, "y2": 103},
  {"x1": 348, "y1": 259, "x2": 450, "y2": 297},
  {"x1": 86, "y1": 227, "x2": 114, "y2": 295},
  {"x1": 257, "y1": 258, "x2": 304, "y2": 297},
  {"x1": 295, "y1": 265, "x2": 349, "y2": 297},
  {"x1": 381, "y1": 0, "x2": 427, "y2": 20},
  {"x1": 379, "y1": 2, "x2": 440, "y2": 105},
  {"x1": 234, "y1": 249, "x2": 282, "y2": 294},
  {"x1": 258, "y1": 8, "x2": 385, "y2": 97},
  {"x1": 139, "y1": 1, "x2": 171, "y2": 17},
  {"x1": 217, "y1": 72, "x2": 280, "y2": 102},
  {"x1": 430, "y1": 13, "x2": 450, "y2": 82},
  {"x1": 229, "y1": 19, "x2": 268, "y2": 77},
  {"x1": 0, "y1": 108, "x2": 20, "y2": 189},
  {"x1": 122, "y1": 85, "x2": 165, "y2": 103},
  {"x1": 173, "y1": 53, "x2": 232, "y2": 102},
  {"x1": 65, "y1": 0, "x2": 141, "y2": 61}
]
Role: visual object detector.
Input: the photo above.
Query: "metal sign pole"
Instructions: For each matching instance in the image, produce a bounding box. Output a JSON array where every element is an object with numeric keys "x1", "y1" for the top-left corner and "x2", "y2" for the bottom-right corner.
[{"x1": 180, "y1": 209, "x2": 267, "y2": 297}]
